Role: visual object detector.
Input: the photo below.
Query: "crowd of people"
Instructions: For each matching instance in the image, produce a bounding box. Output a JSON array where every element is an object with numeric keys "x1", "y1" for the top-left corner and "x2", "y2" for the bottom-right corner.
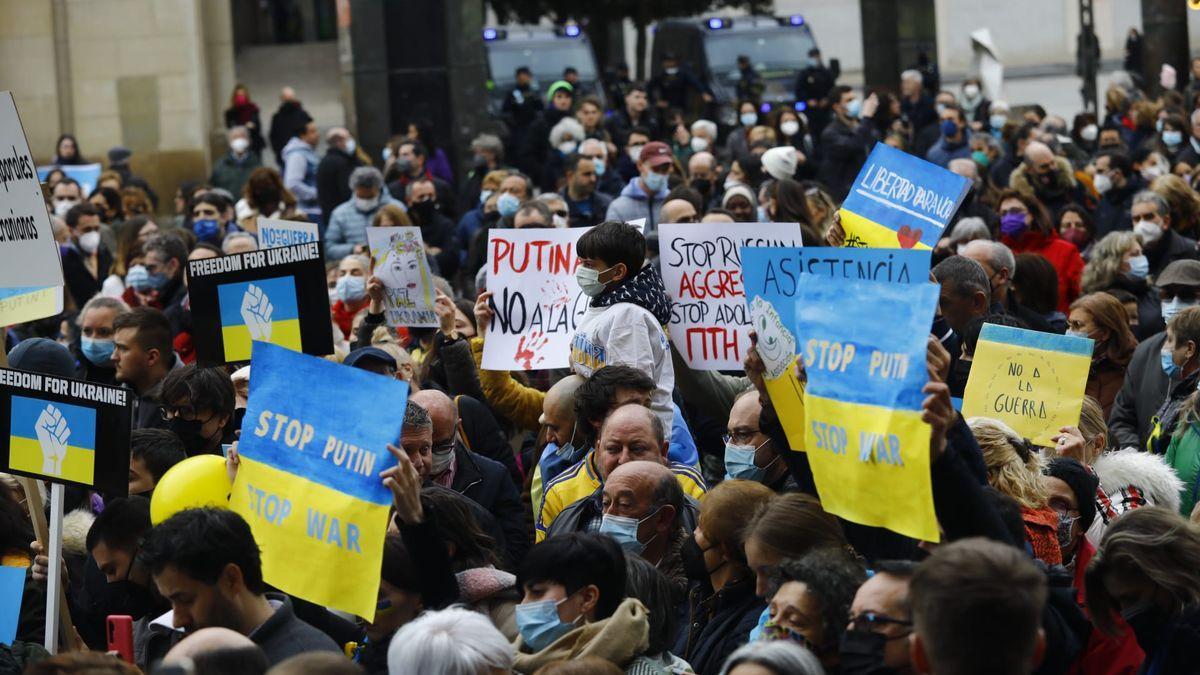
[{"x1": 6, "y1": 49, "x2": 1200, "y2": 675}]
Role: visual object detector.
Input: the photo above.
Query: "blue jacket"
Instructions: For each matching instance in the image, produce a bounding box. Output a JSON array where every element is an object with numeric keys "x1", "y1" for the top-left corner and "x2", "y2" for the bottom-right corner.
[
  {"x1": 925, "y1": 136, "x2": 972, "y2": 167},
  {"x1": 605, "y1": 177, "x2": 670, "y2": 233},
  {"x1": 281, "y1": 136, "x2": 319, "y2": 219},
  {"x1": 323, "y1": 193, "x2": 402, "y2": 260}
]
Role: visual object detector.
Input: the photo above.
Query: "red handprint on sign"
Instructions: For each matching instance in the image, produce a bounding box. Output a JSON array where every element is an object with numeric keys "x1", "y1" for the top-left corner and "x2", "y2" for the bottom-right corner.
[{"x1": 514, "y1": 331, "x2": 549, "y2": 370}]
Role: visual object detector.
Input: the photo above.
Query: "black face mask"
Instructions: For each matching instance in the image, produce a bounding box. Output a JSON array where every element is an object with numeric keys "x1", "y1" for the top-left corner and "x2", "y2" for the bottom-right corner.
[
  {"x1": 691, "y1": 178, "x2": 712, "y2": 199},
  {"x1": 168, "y1": 416, "x2": 218, "y2": 456},
  {"x1": 949, "y1": 358, "x2": 972, "y2": 395},
  {"x1": 1122, "y1": 603, "x2": 1172, "y2": 655},
  {"x1": 679, "y1": 536, "x2": 717, "y2": 594},
  {"x1": 839, "y1": 629, "x2": 900, "y2": 675},
  {"x1": 411, "y1": 200, "x2": 437, "y2": 224},
  {"x1": 483, "y1": 211, "x2": 501, "y2": 227}
]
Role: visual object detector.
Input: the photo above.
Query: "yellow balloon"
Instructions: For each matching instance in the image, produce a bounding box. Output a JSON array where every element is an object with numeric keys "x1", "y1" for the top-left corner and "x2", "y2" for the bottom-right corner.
[{"x1": 150, "y1": 454, "x2": 233, "y2": 524}]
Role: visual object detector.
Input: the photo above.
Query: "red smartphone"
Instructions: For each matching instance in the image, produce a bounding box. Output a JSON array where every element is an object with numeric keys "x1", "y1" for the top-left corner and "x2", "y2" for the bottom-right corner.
[{"x1": 107, "y1": 615, "x2": 134, "y2": 663}]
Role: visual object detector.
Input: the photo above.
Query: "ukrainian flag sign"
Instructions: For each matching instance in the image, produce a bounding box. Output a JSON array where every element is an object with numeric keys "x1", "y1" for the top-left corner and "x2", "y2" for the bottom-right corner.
[
  {"x1": 230, "y1": 342, "x2": 409, "y2": 621},
  {"x1": 0, "y1": 367, "x2": 132, "y2": 494},
  {"x1": 794, "y1": 274, "x2": 941, "y2": 541},
  {"x1": 963, "y1": 324, "x2": 1092, "y2": 447},
  {"x1": 742, "y1": 247, "x2": 932, "y2": 450},
  {"x1": 186, "y1": 241, "x2": 334, "y2": 366},
  {"x1": 217, "y1": 277, "x2": 302, "y2": 362},
  {"x1": 839, "y1": 143, "x2": 971, "y2": 250}
]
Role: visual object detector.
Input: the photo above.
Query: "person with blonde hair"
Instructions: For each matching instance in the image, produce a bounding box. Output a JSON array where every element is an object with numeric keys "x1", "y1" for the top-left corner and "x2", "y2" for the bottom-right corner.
[
  {"x1": 742, "y1": 492, "x2": 847, "y2": 598},
  {"x1": 1085, "y1": 508, "x2": 1200, "y2": 674},
  {"x1": 1067, "y1": 292, "x2": 1138, "y2": 417},
  {"x1": 1080, "y1": 230, "x2": 1162, "y2": 338},
  {"x1": 967, "y1": 416, "x2": 1061, "y2": 564},
  {"x1": 1150, "y1": 173, "x2": 1200, "y2": 237}
]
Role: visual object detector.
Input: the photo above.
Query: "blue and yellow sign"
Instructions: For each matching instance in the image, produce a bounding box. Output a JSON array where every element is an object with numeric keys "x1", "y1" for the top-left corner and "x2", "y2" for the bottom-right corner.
[
  {"x1": 840, "y1": 143, "x2": 971, "y2": 250},
  {"x1": 217, "y1": 276, "x2": 302, "y2": 362},
  {"x1": 230, "y1": 342, "x2": 409, "y2": 621},
  {"x1": 794, "y1": 274, "x2": 941, "y2": 542},
  {"x1": 9, "y1": 395, "x2": 96, "y2": 486}
]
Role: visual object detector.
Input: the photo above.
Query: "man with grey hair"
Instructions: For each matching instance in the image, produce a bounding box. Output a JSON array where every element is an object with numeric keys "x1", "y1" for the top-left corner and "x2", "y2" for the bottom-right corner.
[
  {"x1": 515, "y1": 200, "x2": 553, "y2": 228},
  {"x1": 324, "y1": 166, "x2": 398, "y2": 259},
  {"x1": 687, "y1": 150, "x2": 720, "y2": 208},
  {"x1": 316, "y1": 126, "x2": 363, "y2": 226},
  {"x1": 221, "y1": 231, "x2": 258, "y2": 256},
  {"x1": 1131, "y1": 189, "x2": 1196, "y2": 277},
  {"x1": 900, "y1": 69, "x2": 936, "y2": 139},
  {"x1": 209, "y1": 125, "x2": 261, "y2": 197},
  {"x1": 961, "y1": 239, "x2": 1053, "y2": 333},
  {"x1": 688, "y1": 119, "x2": 718, "y2": 152},
  {"x1": 579, "y1": 137, "x2": 622, "y2": 197},
  {"x1": 931, "y1": 255, "x2": 991, "y2": 337},
  {"x1": 398, "y1": 400, "x2": 434, "y2": 479}
]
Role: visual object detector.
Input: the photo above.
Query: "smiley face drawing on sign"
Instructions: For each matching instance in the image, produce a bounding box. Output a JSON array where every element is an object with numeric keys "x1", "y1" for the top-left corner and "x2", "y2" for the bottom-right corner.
[{"x1": 750, "y1": 296, "x2": 797, "y2": 380}]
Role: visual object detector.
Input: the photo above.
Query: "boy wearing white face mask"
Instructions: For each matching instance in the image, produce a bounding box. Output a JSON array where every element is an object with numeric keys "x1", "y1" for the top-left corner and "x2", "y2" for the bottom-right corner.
[
  {"x1": 1130, "y1": 190, "x2": 1195, "y2": 279},
  {"x1": 570, "y1": 222, "x2": 675, "y2": 439}
]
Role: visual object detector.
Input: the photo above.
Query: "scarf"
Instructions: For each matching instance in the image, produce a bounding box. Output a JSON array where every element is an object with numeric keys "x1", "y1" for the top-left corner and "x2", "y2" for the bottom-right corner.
[
  {"x1": 512, "y1": 598, "x2": 650, "y2": 674},
  {"x1": 591, "y1": 264, "x2": 672, "y2": 325}
]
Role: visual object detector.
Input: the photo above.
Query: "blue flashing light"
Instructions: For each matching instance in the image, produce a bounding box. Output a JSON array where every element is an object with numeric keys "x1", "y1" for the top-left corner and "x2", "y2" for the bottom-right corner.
[
  {"x1": 483, "y1": 28, "x2": 498, "y2": 41},
  {"x1": 789, "y1": 15, "x2": 804, "y2": 26},
  {"x1": 707, "y1": 18, "x2": 726, "y2": 30},
  {"x1": 794, "y1": 101, "x2": 808, "y2": 111},
  {"x1": 564, "y1": 24, "x2": 580, "y2": 37},
  {"x1": 760, "y1": 102, "x2": 771, "y2": 114}
]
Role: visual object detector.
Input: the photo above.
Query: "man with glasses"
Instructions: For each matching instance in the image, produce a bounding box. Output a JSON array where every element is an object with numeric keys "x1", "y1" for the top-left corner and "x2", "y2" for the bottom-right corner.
[
  {"x1": 159, "y1": 365, "x2": 237, "y2": 457},
  {"x1": 840, "y1": 560, "x2": 916, "y2": 674},
  {"x1": 561, "y1": 152, "x2": 612, "y2": 228},
  {"x1": 723, "y1": 390, "x2": 790, "y2": 490}
]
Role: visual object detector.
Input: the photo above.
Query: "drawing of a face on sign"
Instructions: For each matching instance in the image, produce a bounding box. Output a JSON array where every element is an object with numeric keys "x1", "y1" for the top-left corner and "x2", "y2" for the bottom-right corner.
[{"x1": 377, "y1": 233, "x2": 427, "y2": 308}]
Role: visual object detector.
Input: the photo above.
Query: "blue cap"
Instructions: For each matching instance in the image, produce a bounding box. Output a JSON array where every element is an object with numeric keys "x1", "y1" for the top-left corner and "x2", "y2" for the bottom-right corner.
[{"x1": 343, "y1": 346, "x2": 396, "y2": 371}]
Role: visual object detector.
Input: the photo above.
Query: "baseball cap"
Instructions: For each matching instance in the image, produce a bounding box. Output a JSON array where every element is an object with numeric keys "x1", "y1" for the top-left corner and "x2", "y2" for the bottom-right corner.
[
  {"x1": 1156, "y1": 260, "x2": 1200, "y2": 288},
  {"x1": 546, "y1": 80, "x2": 574, "y2": 102},
  {"x1": 640, "y1": 141, "x2": 673, "y2": 169},
  {"x1": 8, "y1": 338, "x2": 77, "y2": 379},
  {"x1": 343, "y1": 346, "x2": 397, "y2": 371}
]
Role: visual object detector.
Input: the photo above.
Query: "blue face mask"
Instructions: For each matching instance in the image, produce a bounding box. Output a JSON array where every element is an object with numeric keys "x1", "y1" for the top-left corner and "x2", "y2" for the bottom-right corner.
[
  {"x1": 192, "y1": 218, "x2": 221, "y2": 244},
  {"x1": 740, "y1": 112, "x2": 758, "y2": 127},
  {"x1": 724, "y1": 439, "x2": 775, "y2": 482},
  {"x1": 515, "y1": 596, "x2": 578, "y2": 651},
  {"x1": 1127, "y1": 254, "x2": 1150, "y2": 280},
  {"x1": 593, "y1": 158, "x2": 606, "y2": 177},
  {"x1": 478, "y1": 189, "x2": 493, "y2": 205},
  {"x1": 940, "y1": 119, "x2": 959, "y2": 138},
  {"x1": 335, "y1": 275, "x2": 366, "y2": 304},
  {"x1": 1163, "y1": 131, "x2": 1183, "y2": 147},
  {"x1": 990, "y1": 113, "x2": 1007, "y2": 130},
  {"x1": 1162, "y1": 298, "x2": 1197, "y2": 323},
  {"x1": 1162, "y1": 348, "x2": 1181, "y2": 378},
  {"x1": 643, "y1": 170, "x2": 668, "y2": 193},
  {"x1": 497, "y1": 192, "x2": 521, "y2": 218},
  {"x1": 598, "y1": 506, "x2": 662, "y2": 554},
  {"x1": 845, "y1": 98, "x2": 862, "y2": 119},
  {"x1": 80, "y1": 337, "x2": 115, "y2": 366}
]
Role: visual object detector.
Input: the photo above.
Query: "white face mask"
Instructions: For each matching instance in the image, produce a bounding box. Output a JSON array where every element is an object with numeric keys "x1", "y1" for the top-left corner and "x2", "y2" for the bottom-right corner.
[
  {"x1": 1079, "y1": 124, "x2": 1098, "y2": 142},
  {"x1": 558, "y1": 140, "x2": 578, "y2": 155},
  {"x1": 54, "y1": 198, "x2": 78, "y2": 217},
  {"x1": 690, "y1": 136, "x2": 709, "y2": 153},
  {"x1": 1093, "y1": 173, "x2": 1113, "y2": 195},
  {"x1": 354, "y1": 196, "x2": 379, "y2": 212},
  {"x1": 229, "y1": 137, "x2": 250, "y2": 154},
  {"x1": 780, "y1": 120, "x2": 800, "y2": 137},
  {"x1": 1134, "y1": 218, "x2": 1163, "y2": 244},
  {"x1": 576, "y1": 265, "x2": 613, "y2": 297},
  {"x1": 963, "y1": 84, "x2": 980, "y2": 99},
  {"x1": 1141, "y1": 161, "x2": 1167, "y2": 182},
  {"x1": 78, "y1": 230, "x2": 101, "y2": 254},
  {"x1": 628, "y1": 145, "x2": 643, "y2": 163},
  {"x1": 344, "y1": 138, "x2": 357, "y2": 155}
]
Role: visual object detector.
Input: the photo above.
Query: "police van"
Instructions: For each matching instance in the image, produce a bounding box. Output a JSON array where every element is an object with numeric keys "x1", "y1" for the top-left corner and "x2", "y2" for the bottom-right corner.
[{"x1": 482, "y1": 24, "x2": 603, "y2": 118}]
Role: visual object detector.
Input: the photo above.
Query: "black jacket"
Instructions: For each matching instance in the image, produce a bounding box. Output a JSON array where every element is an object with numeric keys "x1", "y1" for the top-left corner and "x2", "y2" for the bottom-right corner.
[
  {"x1": 62, "y1": 245, "x2": 112, "y2": 310},
  {"x1": 817, "y1": 116, "x2": 878, "y2": 202},
  {"x1": 449, "y1": 445, "x2": 530, "y2": 567},
  {"x1": 1146, "y1": 227, "x2": 1198, "y2": 278},
  {"x1": 1108, "y1": 331, "x2": 1169, "y2": 449},
  {"x1": 546, "y1": 488, "x2": 700, "y2": 540},
  {"x1": 673, "y1": 576, "x2": 764, "y2": 675},
  {"x1": 268, "y1": 101, "x2": 313, "y2": 164},
  {"x1": 561, "y1": 188, "x2": 614, "y2": 229},
  {"x1": 1094, "y1": 176, "x2": 1144, "y2": 238},
  {"x1": 1106, "y1": 274, "x2": 1164, "y2": 341},
  {"x1": 316, "y1": 148, "x2": 362, "y2": 226},
  {"x1": 247, "y1": 593, "x2": 341, "y2": 664}
]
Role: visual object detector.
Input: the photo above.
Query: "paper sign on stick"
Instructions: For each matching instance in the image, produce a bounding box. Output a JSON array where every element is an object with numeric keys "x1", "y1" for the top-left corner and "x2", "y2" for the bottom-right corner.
[
  {"x1": 482, "y1": 228, "x2": 589, "y2": 371},
  {"x1": 231, "y1": 342, "x2": 408, "y2": 621},
  {"x1": 659, "y1": 222, "x2": 803, "y2": 370},
  {"x1": 839, "y1": 143, "x2": 971, "y2": 250},
  {"x1": 257, "y1": 217, "x2": 318, "y2": 248},
  {"x1": 366, "y1": 227, "x2": 437, "y2": 328},
  {"x1": 962, "y1": 324, "x2": 1092, "y2": 447},
  {"x1": 742, "y1": 247, "x2": 932, "y2": 449},
  {"x1": 795, "y1": 274, "x2": 941, "y2": 541},
  {"x1": 186, "y1": 241, "x2": 334, "y2": 365},
  {"x1": 37, "y1": 164, "x2": 102, "y2": 199},
  {"x1": 0, "y1": 367, "x2": 132, "y2": 495}
]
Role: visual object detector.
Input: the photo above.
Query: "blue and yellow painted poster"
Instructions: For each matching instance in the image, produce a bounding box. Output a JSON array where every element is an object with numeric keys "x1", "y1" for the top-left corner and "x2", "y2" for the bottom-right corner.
[
  {"x1": 742, "y1": 247, "x2": 931, "y2": 450},
  {"x1": 839, "y1": 143, "x2": 971, "y2": 250},
  {"x1": 230, "y1": 342, "x2": 409, "y2": 621},
  {"x1": 963, "y1": 323, "x2": 1092, "y2": 447},
  {"x1": 794, "y1": 274, "x2": 941, "y2": 541},
  {"x1": 9, "y1": 396, "x2": 96, "y2": 486},
  {"x1": 217, "y1": 277, "x2": 302, "y2": 361}
]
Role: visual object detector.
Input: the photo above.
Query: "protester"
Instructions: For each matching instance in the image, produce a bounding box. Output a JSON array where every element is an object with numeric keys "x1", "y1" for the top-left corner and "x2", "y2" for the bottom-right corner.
[
  {"x1": 128, "y1": 428, "x2": 186, "y2": 495},
  {"x1": 386, "y1": 606, "x2": 514, "y2": 675},
  {"x1": 762, "y1": 547, "x2": 866, "y2": 670},
  {"x1": 996, "y1": 189, "x2": 1084, "y2": 312},
  {"x1": 325, "y1": 167, "x2": 399, "y2": 260},
  {"x1": 316, "y1": 127, "x2": 365, "y2": 226},
  {"x1": 1067, "y1": 292, "x2": 1138, "y2": 416},
  {"x1": 719, "y1": 641, "x2": 824, "y2": 675},
  {"x1": 112, "y1": 307, "x2": 182, "y2": 429},
  {"x1": 210, "y1": 126, "x2": 262, "y2": 198},
  {"x1": 281, "y1": 119, "x2": 322, "y2": 225},
  {"x1": 605, "y1": 141, "x2": 673, "y2": 232},
  {"x1": 62, "y1": 203, "x2": 112, "y2": 309}
]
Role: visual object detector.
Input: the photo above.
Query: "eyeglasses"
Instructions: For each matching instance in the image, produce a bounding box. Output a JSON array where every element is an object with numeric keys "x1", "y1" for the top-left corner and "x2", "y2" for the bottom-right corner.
[
  {"x1": 724, "y1": 430, "x2": 762, "y2": 446},
  {"x1": 162, "y1": 406, "x2": 216, "y2": 423},
  {"x1": 432, "y1": 437, "x2": 456, "y2": 454},
  {"x1": 848, "y1": 611, "x2": 913, "y2": 632}
]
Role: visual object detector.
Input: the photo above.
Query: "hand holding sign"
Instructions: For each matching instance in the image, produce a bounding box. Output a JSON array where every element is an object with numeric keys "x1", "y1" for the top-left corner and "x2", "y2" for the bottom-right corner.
[
  {"x1": 241, "y1": 283, "x2": 274, "y2": 341},
  {"x1": 35, "y1": 403, "x2": 70, "y2": 476}
]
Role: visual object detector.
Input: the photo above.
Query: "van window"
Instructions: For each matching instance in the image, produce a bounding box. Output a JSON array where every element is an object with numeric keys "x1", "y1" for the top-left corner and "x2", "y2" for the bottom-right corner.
[
  {"x1": 489, "y1": 43, "x2": 597, "y2": 86},
  {"x1": 703, "y1": 31, "x2": 815, "y2": 72}
]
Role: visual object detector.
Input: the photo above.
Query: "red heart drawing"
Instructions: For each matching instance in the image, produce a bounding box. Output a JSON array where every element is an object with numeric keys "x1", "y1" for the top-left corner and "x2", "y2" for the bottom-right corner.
[{"x1": 897, "y1": 225, "x2": 922, "y2": 249}]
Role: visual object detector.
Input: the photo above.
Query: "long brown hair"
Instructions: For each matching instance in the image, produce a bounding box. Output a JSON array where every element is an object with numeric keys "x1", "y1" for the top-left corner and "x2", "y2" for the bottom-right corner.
[
  {"x1": 996, "y1": 188, "x2": 1053, "y2": 236},
  {"x1": 1070, "y1": 292, "x2": 1137, "y2": 365}
]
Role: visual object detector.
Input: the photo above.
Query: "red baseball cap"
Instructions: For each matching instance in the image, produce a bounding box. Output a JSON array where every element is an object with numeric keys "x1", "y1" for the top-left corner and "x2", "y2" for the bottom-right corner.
[{"x1": 640, "y1": 141, "x2": 673, "y2": 168}]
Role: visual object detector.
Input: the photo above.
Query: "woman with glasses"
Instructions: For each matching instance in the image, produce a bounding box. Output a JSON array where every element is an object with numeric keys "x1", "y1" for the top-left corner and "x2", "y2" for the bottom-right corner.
[
  {"x1": 760, "y1": 547, "x2": 866, "y2": 671},
  {"x1": 995, "y1": 188, "x2": 1084, "y2": 313}
]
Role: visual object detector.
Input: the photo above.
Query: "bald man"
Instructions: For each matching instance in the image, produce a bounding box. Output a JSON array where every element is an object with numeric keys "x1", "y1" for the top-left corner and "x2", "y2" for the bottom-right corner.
[
  {"x1": 269, "y1": 86, "x2": 311, "y2": 166},
  {"x1": 1013, "y1": 140, "x2": 1084, "y2": 214},
  {"x1": 599, "y1": 460, "x2": 687, "y2": 570},
  {"x1": 317, "y1": 126, "x2": 362, "y2": 225},
  {"x1": 408, "y1": 389, "x2": 529, "y2": 565},
  {"x1": 530, "y1": 375, "x2": 588, "y2": 511},
  {"x1": 687, "y1": 151, "x2": 719, "y2": 206},
  {"x1": 659, "y1": 198, "x2": 698, "y2": 225},
  {"x1": 163, "y1": 627, "x2": 267, "y2": 672}
]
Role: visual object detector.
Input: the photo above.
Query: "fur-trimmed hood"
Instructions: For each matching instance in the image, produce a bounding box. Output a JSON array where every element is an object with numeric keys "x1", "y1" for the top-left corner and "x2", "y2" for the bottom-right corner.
[
  {"x1": 1097, "y1": 448, "x2": 1185, "y2": 512},
  {"x1": 62, "y1": 508, "x2": 95, "y2": 557},
  {"x1": 1010, "y1": 155, "x2": 1077, "y2": 196}
]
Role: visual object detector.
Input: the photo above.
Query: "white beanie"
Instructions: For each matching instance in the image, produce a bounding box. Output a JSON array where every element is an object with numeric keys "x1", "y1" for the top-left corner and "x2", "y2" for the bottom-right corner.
[
  {"x1": 761, "y1": 146, "x2": 798, "y2": 182},
  {"x1": 722, "y1": 183, "x2": 757, "y2": 209}
]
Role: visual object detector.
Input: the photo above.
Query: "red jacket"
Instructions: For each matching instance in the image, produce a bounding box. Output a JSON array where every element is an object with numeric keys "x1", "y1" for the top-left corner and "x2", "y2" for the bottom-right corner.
[
  {"x1": 1001, "y1": 229, "x2": 1084, "y2": 313},
  {"x1": 1067, "y1": 539, "x2": 1144, "y2": 675},
  {"x1": 331, "y1": 299, "x2": 368, "y2": 340}
]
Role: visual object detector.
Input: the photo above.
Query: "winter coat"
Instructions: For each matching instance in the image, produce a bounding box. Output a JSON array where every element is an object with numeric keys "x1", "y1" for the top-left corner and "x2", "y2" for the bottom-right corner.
[
  {"x1": 1087, "y1": 448, "x2": 1185, "y2": 544},
  {"x1": 1094, "y1": 176, "x2": 1144, "y2": 238},
  {"x1": 449, "y1": 444, "x2": 530, "y2": 568},
  {"x1": 315, "y1": 148, "x2": 362, "y2": 226},
  {"x1": 1109, "y1": 332, "x2": 1170, "y2": 449},
  {"x1": 224, "y1": 102, "x2": 265, "y2": 154},
  {"x1": 456, "y1": 567, "x2": 519, "y2": 641},
  {"x1": 545, "y1": 487, "x2": 699, "y2": 543},
  {"x1": 1066, "y1": 539, "x2": 1145, "y2": 675},
  {"x1": 570, "y1": 264, "x2": 675, "y2": 435},
  {"x1": 511, "y1": 598, "x2": 651, "y2": 674},
  {"x1": 323, "y1": 193, "x2": 401, "y2": 260},
  {"x1": 1102, "y1": 275, "x2": 1164, "y2": 341},
  {"x1": 268, "y1": 100, "x2": 312, "y2": 163},
  {"x1": 562, "y1": 187, "x2": 614, "y2": 229},
  {"x1": 209, "y1": 151, "x2": 261, "y2": 198},
  {"x1": 1087, "y1": 351, "x2": 1132, "y2": 420},
  {"x1": 62, "y1": 244, "x2": 113, "y2": 310},
  {"x1": 1145, "y1": 227, "x2": 1198, "y2": 279},
  {"x1": 1009, "y1": 157, "x2": 1092, "y2": 216},
  {"x1": 1000, "y1": 228, "x2": 1084, "y2": 313},
  {"x1": 1164, "y1": 415, "x2": 1200, "y2": 516},
  {"x1": 605, "y1": 177, "x2": 670, "y2": 234},
  {"x1": 281, "y1": 137, "x2": 320, "y2": 220},
  {"x1": 817, "y1": 116, "x2": 878, "y2": 201},
  {"x1": 1146, "y1": 370, "x2": 1198, "y2": 456},
  {"x1": 925, "y1": 135, "x2": 972, "y2": 167},
  {"x1": 673, "y1": 576, "x2": 764, "y2": 675}
]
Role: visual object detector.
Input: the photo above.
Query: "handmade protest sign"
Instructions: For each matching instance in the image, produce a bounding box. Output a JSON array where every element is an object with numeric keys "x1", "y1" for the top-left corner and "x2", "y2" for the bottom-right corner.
[
  {"x1": 37, "y1": 163, "x2": 102, "y2": 198},
  {"x1": 1, "y1": 92, "x2": 66, "y2": 297},
  {"x1": 0, "y1": 286, "x2": 64, "y2": 326},
  {"x1": 839, "y1": 143, "x2": 971, "y2": 250},
  {"x1": 230, "y1": 342, "x2": 407, "y2": 620},
  {"x1": 186, "y1": 241, "x2": 333, "y2": 365},
  {"x1": 366, "y1": 226, "x2": 437, "y2": 327},
  {"x1": 482, "y1": 227, "x2": 589, "y2": 371},
  {"x1": 257, "y1": 217, "x2": 318, "y2": 248},
  {"x1": 0, "y1": 367, "x2": 132, "y2": 494},
  {"x1": 660, "y1": 222, "x2": 803, "y2": 370},
  {"x1": 795, "y1": 274, "x2": 941, "y2": 541},
  {"x1": 0, "y1": 565, "x2": 22, "y2": 644},
  {"x1": 963, "y1": 324, "x2": 1092, "y2": 446},
  {"x1": 743, "y1": 247, "x2": 931, "y2": 449}
]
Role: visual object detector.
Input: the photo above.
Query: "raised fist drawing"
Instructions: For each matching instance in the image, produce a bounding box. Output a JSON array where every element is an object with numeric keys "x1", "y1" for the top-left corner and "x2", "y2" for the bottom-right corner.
[
  {"x1": 35, "y1": 404, "x2": 70, "y2": 476},
  {"x1": 240, "y1": 283, "x2": 274, "y2": 341}
]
